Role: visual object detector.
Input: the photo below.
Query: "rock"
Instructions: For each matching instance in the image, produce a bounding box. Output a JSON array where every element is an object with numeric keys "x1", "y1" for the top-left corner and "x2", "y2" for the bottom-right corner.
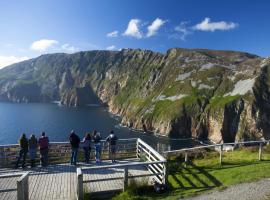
[{"x1": 0, "y1": 48, "x2": 268, "y2": 142}]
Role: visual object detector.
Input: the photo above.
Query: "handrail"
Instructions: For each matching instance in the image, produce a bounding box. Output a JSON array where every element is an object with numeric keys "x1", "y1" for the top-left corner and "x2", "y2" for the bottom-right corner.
[
  {"x1": 77, "y1": 138, "x2": 168, "y2": 194},
  {"x1": 0, "y1": 173, "x2": 24, "y2": 179},
  {"x1": 81, "y1": 160, "x2": 166, "y2": 171},
  {"x1": 0, "y1": 138, "x2": 138, "y2": 148},
  {"x1": 137, "y1": 138, "x2": 166, "y2": 161},
  {"x1": 163, "y1": 140, "x2": 270, "y2": 155},
  {"x1": 17, "y1": 172, "x2": 29, "y2": 200}
]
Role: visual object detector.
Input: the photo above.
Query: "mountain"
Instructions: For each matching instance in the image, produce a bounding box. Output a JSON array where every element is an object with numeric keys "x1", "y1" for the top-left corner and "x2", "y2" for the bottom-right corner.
[{"x1": 0, "y1": 48, "x2": 269, "y2": 143}]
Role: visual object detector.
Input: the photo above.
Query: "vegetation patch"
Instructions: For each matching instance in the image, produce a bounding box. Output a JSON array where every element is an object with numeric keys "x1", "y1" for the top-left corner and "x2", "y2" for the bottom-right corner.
[{"x1": 110, "y1": 146, "x2": 270, "y2": 200}]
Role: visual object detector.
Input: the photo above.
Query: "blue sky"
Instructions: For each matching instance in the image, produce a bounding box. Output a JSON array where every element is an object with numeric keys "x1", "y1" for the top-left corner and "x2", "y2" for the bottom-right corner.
[{"x1": 0, "y1": 0, "x2": 270, "y2": 68}]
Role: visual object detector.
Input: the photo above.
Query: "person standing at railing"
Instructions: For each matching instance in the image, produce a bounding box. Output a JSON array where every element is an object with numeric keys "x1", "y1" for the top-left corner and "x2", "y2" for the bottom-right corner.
[
  {"x1": 38, "y1": 132, "x2": 49, "y2": 167},
  {"x1": 82, "y1": 133, "x2": 91, "y2": 164},
  {"x1": 29, "y1": 134, "x2": 38, "y2": 168},
  {"x1": 69, "y1": 130, "x2": 80, "y2": 165},
  {"x1": 106, "y1": 130, "x2": 118, "y2": 163},
  {"x1": 15, "y1": 133, "x2": 29, "y2": 168},
  {"x1": 93, "y1": 130, "x2": 102, "y2": 164}
]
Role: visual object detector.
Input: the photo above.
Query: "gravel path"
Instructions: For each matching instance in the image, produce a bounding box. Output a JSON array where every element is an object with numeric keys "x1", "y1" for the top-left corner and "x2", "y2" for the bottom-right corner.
[{"x1": 183, "y1": 178, "x2": 270, "y2": 200}]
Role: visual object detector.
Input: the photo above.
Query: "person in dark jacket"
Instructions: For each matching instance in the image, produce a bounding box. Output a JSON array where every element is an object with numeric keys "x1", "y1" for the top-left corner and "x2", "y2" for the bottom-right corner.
[
  {"x1": 69, "y1": 130, "x2": 80, "y2": 165},
  {"x1": 15, "y1": 133, "x2": 28, "y2": 168},
  {"x1": 93, "y1": 130, "x2": 102, "y2": 163},
  {"x1": 82, "y1": 133, "x2": 91, "y2": 163},
  {"x1": 38, "y1": 132, "x2": 49, "y2": 167},
  {"x1": 29, "y1": 134, "x2": 38, "y2": 168},
  {"x1": 106, "y1": 130, "x2": 118, "y2": 163}
]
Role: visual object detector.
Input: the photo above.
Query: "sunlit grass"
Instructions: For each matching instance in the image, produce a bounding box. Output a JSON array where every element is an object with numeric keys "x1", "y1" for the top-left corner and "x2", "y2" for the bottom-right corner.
[{"x1": 111, "y1": 146, "x2": 270, "y2": 200}]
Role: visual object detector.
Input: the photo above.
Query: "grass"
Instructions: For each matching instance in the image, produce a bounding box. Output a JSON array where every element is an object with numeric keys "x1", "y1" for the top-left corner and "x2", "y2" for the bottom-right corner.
[{"x1": 111, "y1": 146, "x2": 270, "y2": 200}]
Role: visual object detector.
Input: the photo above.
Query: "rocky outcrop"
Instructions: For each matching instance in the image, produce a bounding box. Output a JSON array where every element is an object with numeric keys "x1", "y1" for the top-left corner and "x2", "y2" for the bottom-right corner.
[{"x1": 0, "y1": 48, "x2": 269, "y2": 143}]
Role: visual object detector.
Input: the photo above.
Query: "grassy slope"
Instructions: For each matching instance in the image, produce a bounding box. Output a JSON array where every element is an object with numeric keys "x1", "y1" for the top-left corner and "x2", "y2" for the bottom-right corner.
[{"x1": 113, "y1": 147, "x2": 270, "y2": 200}]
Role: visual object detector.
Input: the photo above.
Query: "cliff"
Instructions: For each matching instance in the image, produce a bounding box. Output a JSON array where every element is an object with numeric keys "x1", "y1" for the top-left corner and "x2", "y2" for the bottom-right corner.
[{"x1": 0, "y1": 48, "x2": 269, "y2": 143}]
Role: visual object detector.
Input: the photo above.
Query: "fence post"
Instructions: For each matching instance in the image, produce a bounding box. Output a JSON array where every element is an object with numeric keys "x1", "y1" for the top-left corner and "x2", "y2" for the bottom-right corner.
[
  {"x1": 184, "y1": 151, "x2": 188, "y2": 163},
  {"x1": 219, "y1": 144, "x2": 223, "y2": 165},
  {"x1": 77, "y1": 168, "x2": 83, "y2": 200},
  {"x1": 123, "y1": 167, "x2": 128, "y2": 191},
  {"x1": 259, "y1": 142, "x2": 263, "y2": 161},
  {"x1": 17, "y1": 172, "x2": 29, "y2": 200},
  {"x1": 136, "y1": 139, "x2": 139, "y2": 158},
  {"x1": 162, "y1": 162, "x2": 168, "y2": 186}
]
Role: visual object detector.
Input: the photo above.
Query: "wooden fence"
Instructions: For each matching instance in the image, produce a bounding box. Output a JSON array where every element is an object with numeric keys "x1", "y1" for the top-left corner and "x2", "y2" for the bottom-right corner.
[
  {"x1": 0, "y1": 172, "x2": 29, "y2": 200},
  {"x1": 0, "y1": 138, "x2": 137, "y2": 167},
  {"x1": 77, "y1": 138, "x2": 167, "y2": 200},
  {"x1": 163, "y1": 140, "x2": 270, "y2": 164}
]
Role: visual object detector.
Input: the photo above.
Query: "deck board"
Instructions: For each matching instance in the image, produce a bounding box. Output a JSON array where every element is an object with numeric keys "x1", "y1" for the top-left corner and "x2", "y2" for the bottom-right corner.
[{"x1": 0, "y1": 158, "x2": 150, "y2": 200}]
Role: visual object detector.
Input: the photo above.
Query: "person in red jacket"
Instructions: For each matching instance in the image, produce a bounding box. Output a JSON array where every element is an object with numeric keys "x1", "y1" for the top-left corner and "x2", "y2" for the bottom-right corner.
[{"x1": 38, "y1": 132, "x2": 49, "y2": 167}]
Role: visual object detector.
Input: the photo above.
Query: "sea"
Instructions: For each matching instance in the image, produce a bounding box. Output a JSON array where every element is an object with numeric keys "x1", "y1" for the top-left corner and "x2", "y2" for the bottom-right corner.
[{"x1": 0, "y1": 102, "x2": 198, "y2": 151}]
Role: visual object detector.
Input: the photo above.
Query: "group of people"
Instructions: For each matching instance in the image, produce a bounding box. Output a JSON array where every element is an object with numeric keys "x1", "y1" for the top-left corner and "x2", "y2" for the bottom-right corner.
[
  {"x1": 15, "y1": 132, "x2": 49, "y2": 168},
  {"x1": 15, "y1": 130, "x2": 118, "y2": 168},
  {"x1": 69, "y1": 130, "x2": 118, "y2": 165}
]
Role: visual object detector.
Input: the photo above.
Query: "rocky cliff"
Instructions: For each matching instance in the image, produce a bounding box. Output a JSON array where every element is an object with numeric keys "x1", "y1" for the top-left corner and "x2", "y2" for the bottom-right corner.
[{"x1": 0, "y1": 48, "x2": 269, "y2": 143}]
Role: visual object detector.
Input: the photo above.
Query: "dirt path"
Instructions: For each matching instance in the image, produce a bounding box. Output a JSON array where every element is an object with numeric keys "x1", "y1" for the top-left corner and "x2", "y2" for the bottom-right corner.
[{"x1": 183, "y1": 178, "x2": 270, "y2": 200}]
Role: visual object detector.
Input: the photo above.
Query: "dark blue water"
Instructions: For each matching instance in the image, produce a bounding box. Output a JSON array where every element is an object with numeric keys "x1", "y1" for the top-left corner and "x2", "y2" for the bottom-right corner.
[{"x1": 0, "y1": 102, "x2": 197, "y2": 150}]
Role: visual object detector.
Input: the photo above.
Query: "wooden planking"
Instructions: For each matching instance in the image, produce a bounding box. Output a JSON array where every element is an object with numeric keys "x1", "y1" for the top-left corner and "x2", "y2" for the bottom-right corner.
[
  {"x1": 0, "y1": 164, "x2": 77, "y2": 200},
  {"x1": 82, "y1": 159, "x2": 151, "y2": 193},
  {"x1": 0, "y1": 158, "x2": 152, "y2": 199}
]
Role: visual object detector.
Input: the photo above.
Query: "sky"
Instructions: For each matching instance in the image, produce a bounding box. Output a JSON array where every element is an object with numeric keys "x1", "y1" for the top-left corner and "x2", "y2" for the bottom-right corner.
[{"x1": 0, "y1": 0, "x2": 270, "y2": 69}]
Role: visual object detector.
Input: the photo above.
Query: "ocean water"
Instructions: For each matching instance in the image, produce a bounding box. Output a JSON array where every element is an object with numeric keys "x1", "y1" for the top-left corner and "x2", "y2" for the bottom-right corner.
[{"x1": 0, "y1": 102, "x2": 197, "y2": 151}]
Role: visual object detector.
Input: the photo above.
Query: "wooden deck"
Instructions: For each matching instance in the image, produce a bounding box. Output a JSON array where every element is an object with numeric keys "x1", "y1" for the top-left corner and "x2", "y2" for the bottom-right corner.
[{"x1": 0, "y1": 158, "x2": 149, "y2": 200}]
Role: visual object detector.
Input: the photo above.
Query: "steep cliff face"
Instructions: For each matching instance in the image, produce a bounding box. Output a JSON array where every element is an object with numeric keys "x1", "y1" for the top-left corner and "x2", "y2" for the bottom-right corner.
[{"x1": 0, "y1": 48, "x2": 269, "y2": 142}]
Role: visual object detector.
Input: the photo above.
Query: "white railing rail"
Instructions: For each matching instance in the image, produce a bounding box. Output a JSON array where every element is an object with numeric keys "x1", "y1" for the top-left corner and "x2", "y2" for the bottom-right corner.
[
  {"x1": 77, "y1": 138, "x2": 167, "y2": 197},
  {"x1": 163, "y1": 140, "x2": 270, "y2": 164},
  {"x1": 0, "y1": 172, "x2": 29, "y2": 200},
  {"x1": 137, "y1": 138, "x2": 167, "y2": 185},
  {"x1": 0, "y1": 138, "x2": 138, "y2": 167}
]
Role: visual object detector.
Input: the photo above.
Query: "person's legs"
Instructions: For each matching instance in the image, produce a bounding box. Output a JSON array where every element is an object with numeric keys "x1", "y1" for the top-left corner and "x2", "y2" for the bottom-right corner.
[
  {"x1": 44, "y1": 148, "x2": 48, "y2": 166},
  {"x1": 74, "y1": 148, "x2": 78, "y2": 165},
  {"x1": 98, "y1": 145, "x2": 102, "y2": 162},
  {"x1": 29, "y1": 149, "x2": 35, "y2": 167},
  {"x1": 111, "y1": 145, "x2": 116, "y2": 163},
  {"x1": 15, "y1": 149, "x2": 23, "y2": 168},
  {"x1": 22, "y1": 150, "x2": 27, "y2": 168},
  {"x1": 40, "y1": 149, "x2": 44, "y2": 166},
  {"x1": 95, "y1": 144, "x2": 101, "y2": 163},
  {"x1": 71, "y1": 148, "x2": 74, "y2": 164},
  {"x1": 84, "y1": 147, "x2": 89, "y2": 163}
]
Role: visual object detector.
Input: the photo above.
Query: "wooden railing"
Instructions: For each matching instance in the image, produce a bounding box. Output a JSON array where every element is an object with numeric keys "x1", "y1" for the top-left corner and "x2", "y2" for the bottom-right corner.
[
  {"x1": 0, "y1": 138, "x2": 137, "y2": 167},
  {"x1": 0, "y1": 172, "x2": 29, "y2": 200},
  {"x1": 163, "y1": 140, "x2": 270, "y2": 165},
  {"x1": 77, "y1": 138, "x2": 167, "y2": 200},
  {"x1": 136, "y1": 138, "x2": 167, "y2": 185}
]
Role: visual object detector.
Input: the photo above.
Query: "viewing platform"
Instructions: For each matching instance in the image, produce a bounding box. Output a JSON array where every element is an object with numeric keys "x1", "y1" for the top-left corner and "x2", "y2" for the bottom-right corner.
[{"x1": 0, "y1": 138, "x2": 167, "y2": 200}]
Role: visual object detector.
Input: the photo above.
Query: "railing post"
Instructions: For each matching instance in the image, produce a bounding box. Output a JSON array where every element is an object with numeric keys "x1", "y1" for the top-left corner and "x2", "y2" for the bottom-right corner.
[
  {"x1": 184, "y1": 151, "x2": 188, "y2": 163},
  {"x1": 136, "y1": 139, "x2": 139, "y2": 158},
  {"x1": 162, "y1": 162, "x2": 168, "y2": 186},
  {"x1": 77, "y1": 168, "x2": 83, "y2": 200},
  {"x1": 123, "y1": 167, "x2": 128, "y2": 191},
  {"x1": 17, "y1": 172, "x2": 29, "y2": 200},
  {"x1": 259, "y1": 142, "x2": 263, "y2": 161},
  {"x1": 219, "y1": 144, "x2": 223, "y2": 165}
]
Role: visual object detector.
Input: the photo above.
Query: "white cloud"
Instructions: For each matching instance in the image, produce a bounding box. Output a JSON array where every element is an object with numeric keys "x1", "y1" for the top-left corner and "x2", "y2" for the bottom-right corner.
[
  {"x1": 173, "y1": 21, "x2": 192, "y2": 41},
  {"x1": 107, "y1": 31, "x2": 118, "y2": 38},
  {"x1": 61, "y1": 44, "x2": 79, "y2": 53},
  {"x1": 30, "y1": 39, "x2": 59, "y2": 51},
  {"x1": 146, "y1": 18, "x2": 166, "y2": 37},
  {"x1": 193, "y1": 17, "x2": 238, "y2": 32},
  {"x1": 0, "y1": 56, "x2": 29, "y2": 69},
  {"x1": 106, "y1": 45, "x2": 116, "y2": 50},
  {"x1": 123, "y1": 19, "x2": 142, "y2": 39}
]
